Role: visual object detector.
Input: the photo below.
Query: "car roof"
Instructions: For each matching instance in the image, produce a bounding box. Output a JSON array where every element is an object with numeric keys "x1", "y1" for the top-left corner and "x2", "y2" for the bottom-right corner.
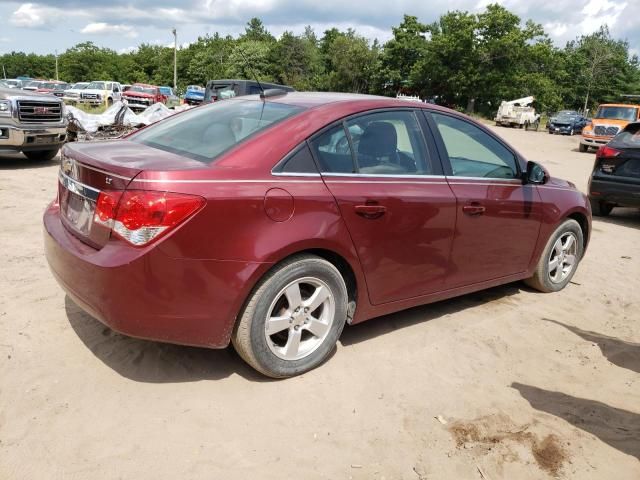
[
  {"x1": 243, "y1": 91, "x2": 428, "y2": 109},
  {"x1": 598, "y1": 103, "x2": 640, "y2": 108}
]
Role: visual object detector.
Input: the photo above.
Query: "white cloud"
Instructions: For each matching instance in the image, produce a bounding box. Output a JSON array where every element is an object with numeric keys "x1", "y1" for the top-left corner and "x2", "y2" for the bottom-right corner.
[
  {"x1": 10, "y1": 3, "x2": 49, "y2": 27},
  {"x1": 81, "y1": 22, "x2": 138, "y2": 38}
]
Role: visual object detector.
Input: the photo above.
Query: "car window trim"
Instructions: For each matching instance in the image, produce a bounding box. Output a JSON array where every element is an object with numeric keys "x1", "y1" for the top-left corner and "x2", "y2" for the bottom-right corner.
[{"x1": 423, "y1": 110, "x2": 524, "y2": 180}]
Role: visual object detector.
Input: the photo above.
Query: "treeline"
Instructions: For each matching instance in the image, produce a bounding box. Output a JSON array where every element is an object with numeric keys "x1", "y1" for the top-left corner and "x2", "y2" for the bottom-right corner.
[{"x1": 2, "y1": 5, "x2": 639, "y2": 115}]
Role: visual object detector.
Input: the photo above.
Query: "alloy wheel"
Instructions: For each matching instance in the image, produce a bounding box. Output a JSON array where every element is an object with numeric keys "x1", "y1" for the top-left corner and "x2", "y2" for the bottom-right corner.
[
  {"x1": 548, "y1": 232, "x2": 578, "y2": 283},
  {"x1": 264, "y1": 277, "x2": 336, "y2": 361}
]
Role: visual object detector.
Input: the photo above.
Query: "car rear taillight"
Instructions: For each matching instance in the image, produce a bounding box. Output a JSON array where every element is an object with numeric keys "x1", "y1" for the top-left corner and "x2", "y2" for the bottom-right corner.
[
  {"x1": 94, "y1": 190, "x2": 205, "y2": 246},
  {"x1": 596, "y1": 146, "x2": 621, "y2": 159}
]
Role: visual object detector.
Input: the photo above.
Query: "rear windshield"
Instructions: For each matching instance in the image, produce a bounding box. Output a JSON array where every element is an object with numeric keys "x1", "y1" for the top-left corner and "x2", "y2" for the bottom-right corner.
[
  {"x1": 594, "y1": 106, "x2": 639, "y2": 122},
  {"x1": 610, "y1": 123, "x2": 640, "y2": 148},
  {"x1": 131, "y1": 99, "x2": 304, "y2": 163}
]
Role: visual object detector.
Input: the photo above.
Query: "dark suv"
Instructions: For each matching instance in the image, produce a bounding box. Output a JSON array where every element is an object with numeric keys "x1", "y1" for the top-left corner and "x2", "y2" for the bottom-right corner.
[{"x1": 588, "y1": 122, "x2": 640, "y2": 215}]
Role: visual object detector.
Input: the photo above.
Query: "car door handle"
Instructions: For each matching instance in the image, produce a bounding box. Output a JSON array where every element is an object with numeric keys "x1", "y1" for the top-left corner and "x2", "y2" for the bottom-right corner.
[
  {"x1": 354, "y1": 204, "x2": 387, "y2": 219},
  {"x1": 462, "y1": 202, "x2": 486, "y2": 216}
]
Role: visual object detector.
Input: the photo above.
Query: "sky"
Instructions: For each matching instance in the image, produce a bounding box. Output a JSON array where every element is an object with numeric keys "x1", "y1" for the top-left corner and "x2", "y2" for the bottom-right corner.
[{"x1": 0, "y1": 0, "x2": 637, "y2": 56}]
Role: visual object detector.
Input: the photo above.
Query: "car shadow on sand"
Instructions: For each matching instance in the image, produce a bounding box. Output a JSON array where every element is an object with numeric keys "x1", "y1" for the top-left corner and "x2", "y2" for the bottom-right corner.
[
  {"x1": 0, "y1": 153, "x2": 59, "y2": 170},
  {"x1": 593, "y1": 208, "x2": 640, "y2": 229},
  {"x1": 64, "y1": 295, "x2": 276, "y2": 384},
  {"x1": 340, "y1": 282, "x2": 526, "y2": 346},
  {"x1": 542, "y1": 318, "x2": 640, "y2": 374},
  {"x1": 512, "y1": 383, "x2": 640, "y2": 460}
]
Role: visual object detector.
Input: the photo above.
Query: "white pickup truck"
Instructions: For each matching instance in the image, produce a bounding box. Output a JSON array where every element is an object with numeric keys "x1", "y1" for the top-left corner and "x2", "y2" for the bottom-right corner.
[{"x1": 0, "y1": 86, "x2": 67, "y2": 160}]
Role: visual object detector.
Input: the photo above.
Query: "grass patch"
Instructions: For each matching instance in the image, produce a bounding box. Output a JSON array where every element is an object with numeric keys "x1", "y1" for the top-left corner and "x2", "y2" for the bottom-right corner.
[{"x1": 63, "y1": 101, "x2": 109, "y2": 114}]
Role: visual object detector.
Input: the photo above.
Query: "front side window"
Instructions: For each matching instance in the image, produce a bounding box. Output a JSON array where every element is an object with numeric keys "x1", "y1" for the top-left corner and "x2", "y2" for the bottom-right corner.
[
  {"x1": 131, "y1": 99, "x2": 304, "y2": 163},
  {"x1": 431, "y1": 113, "x2": 518, "y2": 179}
]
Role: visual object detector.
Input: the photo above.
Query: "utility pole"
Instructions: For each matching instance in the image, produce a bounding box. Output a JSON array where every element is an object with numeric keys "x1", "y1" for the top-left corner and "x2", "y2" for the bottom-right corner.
[
  {"x1": 172, "y1": 28, "x2": 177, "y2": 91},
  {"x1": 2, "y1": 64, "x2": 6, "y2": 79},
  {"x1": 55, "y1": 50, "x2": 59, "y2": 81}
]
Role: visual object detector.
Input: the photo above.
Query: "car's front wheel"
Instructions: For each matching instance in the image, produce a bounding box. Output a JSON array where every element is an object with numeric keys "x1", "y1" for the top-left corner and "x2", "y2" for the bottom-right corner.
[
  {"x1": 232, "y1": 255, "x2": 348, "y2": 378},
  {"x1": 525, "y1": 219, "x2": 584, "y2": 293}
]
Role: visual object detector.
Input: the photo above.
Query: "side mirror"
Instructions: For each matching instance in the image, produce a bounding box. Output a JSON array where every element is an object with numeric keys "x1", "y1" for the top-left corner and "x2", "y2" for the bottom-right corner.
[{"x1": 525, "y1": 161, "x2": 548, "y2": 184}]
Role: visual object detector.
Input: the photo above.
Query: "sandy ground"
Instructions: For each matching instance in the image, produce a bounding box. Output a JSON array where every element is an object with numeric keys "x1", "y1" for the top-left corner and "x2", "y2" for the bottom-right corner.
[{"x1": 0, "y1": 128, "x2": 638, "y2": 479}]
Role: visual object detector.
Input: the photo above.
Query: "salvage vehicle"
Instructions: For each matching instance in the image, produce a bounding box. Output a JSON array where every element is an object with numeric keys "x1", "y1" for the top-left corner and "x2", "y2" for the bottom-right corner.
[
  {"x1": 588, "y1": 122, "x2": 640, "y2": 215},
  {"x1": 44, "y1": 92, "x2": 591, "y2": 378},
  {"x1": 0, "y1": 85, "x2": 66, "y2": 160},
  {"x1": 80, "y1": 81, "x2": 123, "y2": 106},
  {"x1": 62, "y1": 82, "x2": 90, "y2": 103},
  {"x1": 36, "y1": 81, "x2": 69, "y2": 97},
  {"x1": 494, "y1": 96, "x2": 540, "y2": 130},
  {"x1": 184, "y1": 85, "x2": 205, "y2": 105},
  {"x1": 203, "y1": 79, "x2": 294, "y2": 103},
  {"x1": 22, "y1": 80, "x2": 45, "y2": 92},
  {"x1": 159, "y1": 86, "x2": 180, "y2": 108},
  {"x1": 547, "y1": 110, "x2": 588, "y2": 135},
  {"x1": 2, "y1": 79, "x2": 23, "y2": 89},
  {"x1": 123, "y1": 83, "x2": 164, "y2": 111},
  {"x1": 580, "y1": 103, "x2": 640, "y2": 152}
]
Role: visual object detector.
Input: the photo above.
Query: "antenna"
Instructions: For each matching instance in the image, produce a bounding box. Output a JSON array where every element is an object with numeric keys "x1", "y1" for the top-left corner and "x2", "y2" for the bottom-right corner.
[{"x1": 237, "y1": 48, "x2": 265, "y2": 99}]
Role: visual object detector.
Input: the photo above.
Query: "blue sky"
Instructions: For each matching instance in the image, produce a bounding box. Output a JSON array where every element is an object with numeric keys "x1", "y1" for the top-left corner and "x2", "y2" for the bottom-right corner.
[{"x1": 0, "y1": 0, "x2": 637, "y2": 55}]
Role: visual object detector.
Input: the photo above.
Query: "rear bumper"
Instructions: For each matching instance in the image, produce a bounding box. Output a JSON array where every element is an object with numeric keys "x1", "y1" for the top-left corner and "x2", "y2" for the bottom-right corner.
[
  {"x1": 589, "y1": 176, "x2": 640, "y2": 207},
  {"x1": 0, "y1": 124, "x2": 66, "y2": 152},
  {"x1": 43, "y1": 202, "x2": 267, "y2": 348}
]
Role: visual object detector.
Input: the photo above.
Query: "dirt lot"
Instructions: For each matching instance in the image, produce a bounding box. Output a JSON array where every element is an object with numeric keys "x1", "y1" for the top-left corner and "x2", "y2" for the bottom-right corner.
[{"x1": 1, "y1": 128, "x2": 638, "y2": 479}]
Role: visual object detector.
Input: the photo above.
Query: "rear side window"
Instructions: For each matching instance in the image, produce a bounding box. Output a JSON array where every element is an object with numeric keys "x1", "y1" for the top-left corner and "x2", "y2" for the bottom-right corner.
[
  {"x1": 346, "y1": 110, "x2": 432, "y2": 174},
  {"x1": 275, "y1": 144, "x2": 318, "y2": 174},
  {"x1": 431, "y1": 113, "x2": 518, "y2": 179},
  {"x1": 309, "y1": 124, "x2": 355, "y2": 173},
  {"x1": 610, "y1": 123, "x2": 640, "y2": 148},
  {"x1": 131, "y1": 100, "x2": 304, "y2": 163}
]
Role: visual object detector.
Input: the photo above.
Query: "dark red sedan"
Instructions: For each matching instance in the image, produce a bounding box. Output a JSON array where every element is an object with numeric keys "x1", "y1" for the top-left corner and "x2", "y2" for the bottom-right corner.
[{"x1": 44, "y1": 92, "x2": 591, "y2": 377}]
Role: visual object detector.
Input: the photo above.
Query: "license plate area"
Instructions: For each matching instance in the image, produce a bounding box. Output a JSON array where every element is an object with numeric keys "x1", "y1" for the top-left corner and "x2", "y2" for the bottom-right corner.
[
  {"x1": 34, "y1": 135, "x2": 57, "y2": 144},
  {"x1": 59, "y1": 181, "x2": 96, "y2": 237}
]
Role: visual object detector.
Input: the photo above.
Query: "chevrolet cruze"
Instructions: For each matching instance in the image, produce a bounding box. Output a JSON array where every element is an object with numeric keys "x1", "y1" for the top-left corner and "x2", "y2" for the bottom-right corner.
[{"x1": 44, "y1": 92, "x2": 591, "y2": 377}]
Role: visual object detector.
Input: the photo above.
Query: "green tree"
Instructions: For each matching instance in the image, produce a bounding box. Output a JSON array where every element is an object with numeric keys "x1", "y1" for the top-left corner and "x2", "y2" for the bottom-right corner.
[{"x1": 377, "y1": 15, "x2": 428, "y2": 94}]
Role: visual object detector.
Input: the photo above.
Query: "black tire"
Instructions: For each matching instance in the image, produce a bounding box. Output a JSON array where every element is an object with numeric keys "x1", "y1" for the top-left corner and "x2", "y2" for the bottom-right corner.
[
  {"x1": 23, "y1": 148, "x2": 59, "y2": 161},
  {"x1": 232, "y1": 255, "x2": 348, "y2": 378},
  {"x1": 579, "y1": 143, "x2": 588, "y2": 153},
  {"x1": 525, "y1": 219, "x2": 584, "y2": 293},
  {"x1": 590, "y1": 198, "x2": 613, "y2": 217}
]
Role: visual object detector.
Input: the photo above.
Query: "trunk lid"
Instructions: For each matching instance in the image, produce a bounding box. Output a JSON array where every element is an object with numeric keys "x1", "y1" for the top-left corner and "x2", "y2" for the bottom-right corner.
[{"x1": 58, "y1": 140, "x2": 205, "y2": 248}]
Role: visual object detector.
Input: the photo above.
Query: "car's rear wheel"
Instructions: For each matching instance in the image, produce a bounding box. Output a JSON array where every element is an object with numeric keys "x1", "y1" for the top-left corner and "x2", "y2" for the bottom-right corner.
[
  {"x1": 525, "y1": 219, "x2": 583, "y2": 293},
  {"x1": 23, "y1": 148, "x2": 59, "y2": 161},
  {"x1": 232, "y1": 255, "x2": 348, "y2": 378},
  {"x1": 590, "y1": 198, "x2": 613, "y2": 216}
]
